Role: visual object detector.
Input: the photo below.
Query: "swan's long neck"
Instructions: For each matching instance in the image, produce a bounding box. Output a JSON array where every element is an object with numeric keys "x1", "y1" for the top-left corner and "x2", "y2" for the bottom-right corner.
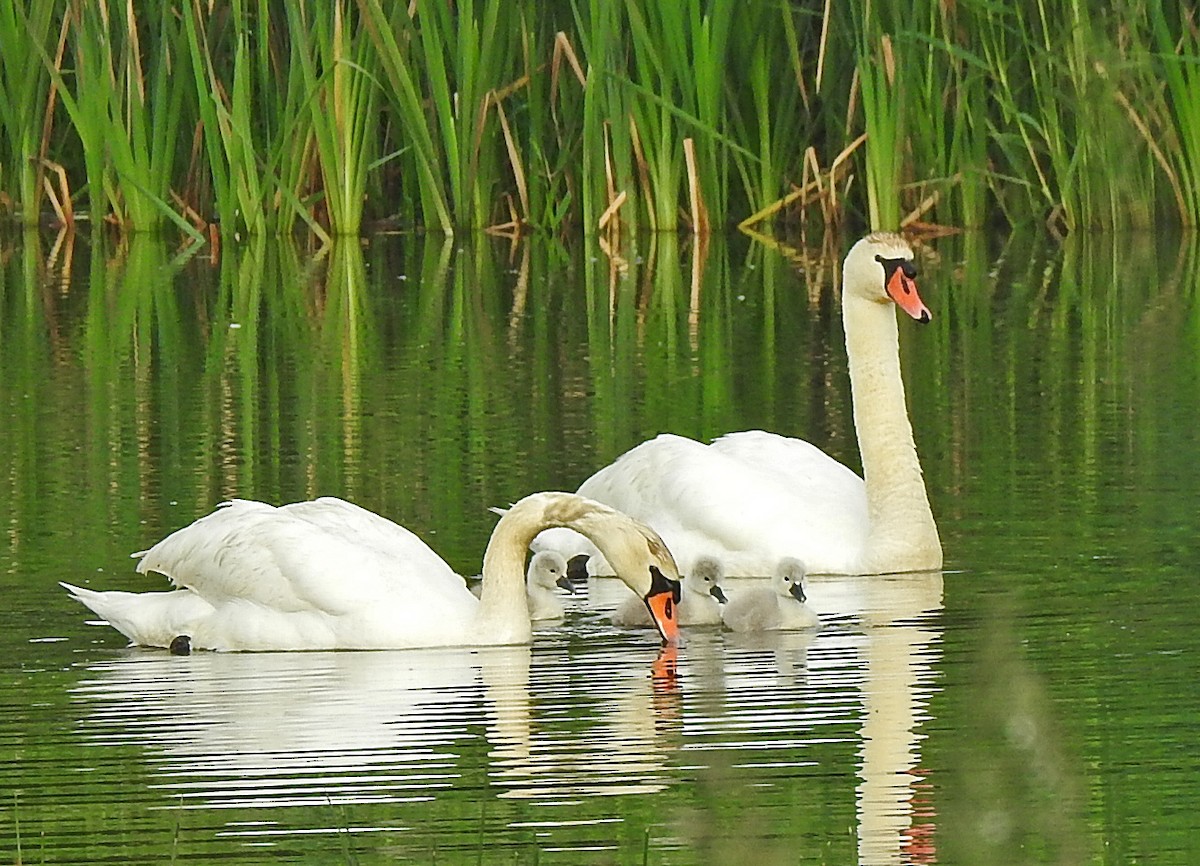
[
  {"x1": 476, "y1": 510, "x2": 542, "y2": 646},
  {"x1": 842, "y1": 296, "x2": 942, "y2": 572},
  {"x1": 475, "y1": 493, "x2": 672, "y2": 644}
]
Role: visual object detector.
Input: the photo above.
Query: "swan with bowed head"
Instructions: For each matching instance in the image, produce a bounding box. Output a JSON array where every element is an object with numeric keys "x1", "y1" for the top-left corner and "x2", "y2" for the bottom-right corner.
[
  {"x1": 63, "y1": 492, "x2": 682, "y2": 651},
  {"x1": 533, "y1": 232, "x2": 943, "y2": 578}
]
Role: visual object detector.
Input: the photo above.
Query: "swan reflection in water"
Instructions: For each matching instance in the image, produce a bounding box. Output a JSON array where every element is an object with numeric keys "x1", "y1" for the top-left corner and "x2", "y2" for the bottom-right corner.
[
  {"x1": 831, "y1": 571, "x2": 944, "y2": 866},
  {"x1": 70, "y1": 642, "x2": 681, "y2": 811},
  {"x1": 70, "y1": 570, "x2": 941, "y2": 864},
  {"x1": 595, "y1": 568, "x2": 945, "y2": 866}
]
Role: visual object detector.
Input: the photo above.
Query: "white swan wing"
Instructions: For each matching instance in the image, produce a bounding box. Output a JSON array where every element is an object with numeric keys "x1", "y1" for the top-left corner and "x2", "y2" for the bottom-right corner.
[
  {"x1": 710, "y1": 430, "x2": 868, "y2": 535},
  {"x1": 576, "y1": 433, "x2": 867, "y2": 575},
  {"x1": 137, "y1": 499, "x2": 466, "y2": 607},
  {"x1": 279, "y1": 497, "x2": 465, "y2": 592},
  {"x1": 124, "y1": 499, "x2": 480, "y2": 648}
]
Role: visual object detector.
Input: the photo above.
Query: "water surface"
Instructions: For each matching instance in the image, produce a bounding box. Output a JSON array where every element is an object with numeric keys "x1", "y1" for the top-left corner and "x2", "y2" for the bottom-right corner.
[{"x1": 1, "y1": 229, "x2": 1198, "y2": 864}]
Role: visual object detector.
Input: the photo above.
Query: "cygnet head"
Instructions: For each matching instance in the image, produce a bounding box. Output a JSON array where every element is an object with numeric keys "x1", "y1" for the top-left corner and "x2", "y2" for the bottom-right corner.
[
  {"x1": 842, "y1": 232, "x2": 930, "y2": 323},
  {"x1": 528, "y1": 550, "x2": 573, "y2": 593},
  {"x1": 688, "y1": 555, "x2": 728, "y2": 604},
  {"x1": 774, "y1": 557, "x2": 808, "y2": 603}
]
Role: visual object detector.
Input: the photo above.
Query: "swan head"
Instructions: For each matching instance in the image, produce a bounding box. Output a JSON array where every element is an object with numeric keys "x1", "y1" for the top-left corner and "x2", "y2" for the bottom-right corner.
[
  {"x1": 689, "y1": 555, "x2": 728, "y2": 604},
  {"x1": 493, "y1": 492, "x2": 683, "y2": 645},
  {"x1": 528, "y1": 550, "x2": 573, "y2": 594},
  {"x1": 775, "y1": 557, "x2": 808, "y2": 603},
  {"x1": 843, "y1": 232, "x2": 931, "y2": 323}
]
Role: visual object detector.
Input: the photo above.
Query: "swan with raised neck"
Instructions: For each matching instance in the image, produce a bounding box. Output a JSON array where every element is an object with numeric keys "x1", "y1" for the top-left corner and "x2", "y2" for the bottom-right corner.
[
  {"x1": 841, "y1": 231, "x2": 942, "y2": 572},
  {"x1": 531, "y1": 232, "x2": 942, "y2": 576}
]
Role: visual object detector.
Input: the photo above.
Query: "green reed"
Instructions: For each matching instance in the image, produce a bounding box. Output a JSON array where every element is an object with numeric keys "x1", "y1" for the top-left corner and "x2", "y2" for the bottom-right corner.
[
  {"x1": 1, "y1": 0, "x2": 1198, "y2": 237},
  {"x1": 53, "y1": 4, "x2": 194, "y2": 235},
  {"x1": 0, "y1": 2, "x2": 58, "y2": 225},
  {"x1": 1148, "y1": 2, "x2": 1200, "y2": 224},
  {"x1": 181, "y1": 0, "x2": 289, "y2": 236},
  {"x1": 287, "y1": 2, "x2": 377, "y2": 237}
]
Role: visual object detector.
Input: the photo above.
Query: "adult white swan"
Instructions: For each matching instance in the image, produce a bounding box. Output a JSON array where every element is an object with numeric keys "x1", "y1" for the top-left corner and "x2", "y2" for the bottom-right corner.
[
  {"x1": 62, "y1": 492, "x2": 682, "y2": 651},
  {"x1": 534, "y1": 232, "x2": 942, "y2": 576}
]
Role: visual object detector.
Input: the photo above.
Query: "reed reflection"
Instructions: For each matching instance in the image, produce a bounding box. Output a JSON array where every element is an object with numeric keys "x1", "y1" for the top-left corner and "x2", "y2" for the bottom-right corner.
[{"x1": 585, "y1": 552, "x2": 942, "y2": 865}]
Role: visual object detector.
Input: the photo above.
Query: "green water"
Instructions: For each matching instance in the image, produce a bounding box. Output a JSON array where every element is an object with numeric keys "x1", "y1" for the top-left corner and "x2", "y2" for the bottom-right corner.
[{"x1": 1, "y1": 228, "x2": 1198, "y2": 864}]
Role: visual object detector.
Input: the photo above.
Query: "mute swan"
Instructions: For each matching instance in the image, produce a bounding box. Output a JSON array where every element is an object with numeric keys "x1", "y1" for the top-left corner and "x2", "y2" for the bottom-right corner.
[
  {"x1": 62, "y1": 492, "x2": 682, "y2": 651},
  {"x1": 534, "y1": 232, "x2": 942, "y2": 576},
  {"x1": 722, "y1": 558, "x2": 819, "y2": 632},
  {"x1": 612, "y1": 555, "x2": 726, "y2": 628}
]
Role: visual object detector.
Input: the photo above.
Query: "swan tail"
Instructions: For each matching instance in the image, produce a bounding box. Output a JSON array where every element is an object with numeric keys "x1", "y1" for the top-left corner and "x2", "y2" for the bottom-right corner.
[{"x1": 60, "y1": 581, "x2": 213, "y2": 648}]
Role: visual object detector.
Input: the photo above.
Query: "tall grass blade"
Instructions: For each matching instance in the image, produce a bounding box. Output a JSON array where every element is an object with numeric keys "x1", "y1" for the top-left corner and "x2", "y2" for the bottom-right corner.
[
  {"x1": 357, "y1": 0, "x2": 453, "y2": 234},
  {"x1": 0, "y1": 2, "x2": 58, "y2": 224}
]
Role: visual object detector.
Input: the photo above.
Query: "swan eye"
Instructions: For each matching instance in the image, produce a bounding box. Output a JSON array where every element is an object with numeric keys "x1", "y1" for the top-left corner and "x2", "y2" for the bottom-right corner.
[{"x1": 875, "y1": 254, "x2": 918, "y2": 279}]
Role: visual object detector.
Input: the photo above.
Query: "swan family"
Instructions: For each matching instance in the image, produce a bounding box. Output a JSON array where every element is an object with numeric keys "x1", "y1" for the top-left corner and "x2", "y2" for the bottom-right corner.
[{"x1": 63, "y1": 232, "x2": 940, "y2": 652}]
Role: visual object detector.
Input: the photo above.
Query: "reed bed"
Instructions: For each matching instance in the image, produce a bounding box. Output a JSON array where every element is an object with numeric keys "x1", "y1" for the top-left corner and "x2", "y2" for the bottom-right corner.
[{"x1": 0, "y1": 0, "x2": 1197, "y2": 238}]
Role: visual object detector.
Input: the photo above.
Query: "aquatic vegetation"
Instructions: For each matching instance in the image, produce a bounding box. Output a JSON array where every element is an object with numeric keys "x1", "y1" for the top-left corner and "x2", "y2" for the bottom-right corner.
[{"x1": 0, "y1": 0, "x2": 1197, "y2": 236}]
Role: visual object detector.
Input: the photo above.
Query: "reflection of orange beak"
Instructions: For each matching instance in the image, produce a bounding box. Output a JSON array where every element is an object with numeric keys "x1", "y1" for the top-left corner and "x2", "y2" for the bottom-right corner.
[
  {"x1": 886, "y1": 268, "x2": 931, "y2": 323},
  {"x1": 645, "y1": 589, "x2": 681, "y2": 646},
  {"x1": 650, "y1": 645, "x2": 680, "y2": 694}
]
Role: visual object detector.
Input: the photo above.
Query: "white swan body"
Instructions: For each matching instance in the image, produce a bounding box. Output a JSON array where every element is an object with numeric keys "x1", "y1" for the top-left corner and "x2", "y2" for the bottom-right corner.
[
  {"x1": 611, "y1": 555, "x2": 726, "y2": 628},
  {"x1": 63, "y1": 493, "x2": 682, "y2": 651},
  {"x1": 534, "y1": 232, "x2": 941, "y2": 576},
  {"x1": 722, "y1": 558, "x2": 820, "y2": 632}
]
